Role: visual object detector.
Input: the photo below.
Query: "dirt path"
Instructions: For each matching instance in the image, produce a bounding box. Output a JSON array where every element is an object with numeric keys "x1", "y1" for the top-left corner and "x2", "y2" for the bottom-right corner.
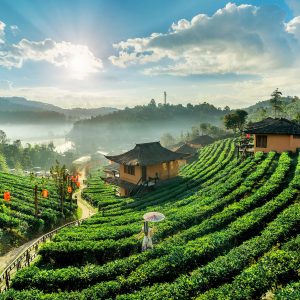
[
  {"x1": 76, "y1": 167, "x2": 97, "y2": 219},
  {"x1": 0, "y1": 167, "x2": 97, "y2": 274}
]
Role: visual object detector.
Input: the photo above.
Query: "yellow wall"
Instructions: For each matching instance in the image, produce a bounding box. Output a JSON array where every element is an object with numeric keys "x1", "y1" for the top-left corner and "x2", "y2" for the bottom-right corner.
[
  {"x1": 254, "y1": 134, "x2": 300, "y2": 153},
  {"x1": 119, "y1": 161, "x2": 181, "y2": 184},
  {"x1": 119, "y1": 165, "x2": 141, "y2": 184},
  {"x1": 147, "y1": 161, "x2": 180, "y2": 180}
]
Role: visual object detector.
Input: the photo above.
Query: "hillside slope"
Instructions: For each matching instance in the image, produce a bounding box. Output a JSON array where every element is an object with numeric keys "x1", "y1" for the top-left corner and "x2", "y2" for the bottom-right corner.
[
  {"x1": 2, "y1": 139, "x2": 300, "y2": 299},
  {"x1": 0, "y1": 173, "x2": 77, "y2": 255}
]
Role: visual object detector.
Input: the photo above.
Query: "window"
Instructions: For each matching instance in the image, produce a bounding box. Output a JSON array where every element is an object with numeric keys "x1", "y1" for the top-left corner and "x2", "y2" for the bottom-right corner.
[
  {"x1": 162, "y1": 163, "x2": 167, "y2": 171},
  {"x1": 124, "y1": 165, "x2": 135, "y2": 175},
  {"x1": 256, "y1": 135, "x2": 267, "y2": 148}
]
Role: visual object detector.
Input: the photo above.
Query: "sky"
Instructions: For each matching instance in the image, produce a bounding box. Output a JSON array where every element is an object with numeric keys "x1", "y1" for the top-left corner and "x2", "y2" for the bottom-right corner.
[{"x1": 0, "y1": 0, "x2": 300, "y2": 109}]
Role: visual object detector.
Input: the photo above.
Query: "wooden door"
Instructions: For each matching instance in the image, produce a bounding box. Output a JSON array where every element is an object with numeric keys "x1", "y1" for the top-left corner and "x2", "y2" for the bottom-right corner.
[{"x1": 142, "y1": 166, "x2": 147, "y2": 182}]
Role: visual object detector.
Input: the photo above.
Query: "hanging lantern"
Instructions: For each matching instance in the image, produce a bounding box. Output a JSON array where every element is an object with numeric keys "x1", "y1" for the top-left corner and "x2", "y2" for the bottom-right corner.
[
  {"x1": 3, "y1": 191, "x2": 11, "y2": 201},
  {"x1": 246, "y1": 133, "x2": 251, "y2": 139},
  {"x1": 67, "y1": 186, "x2": 72, "y2": 193},
  {"x1": 42, "y1": 189, "x2": 48, "y2": 198},
  {"x1": 76, "y1": 181, "x2": 80, "y2": 188}
]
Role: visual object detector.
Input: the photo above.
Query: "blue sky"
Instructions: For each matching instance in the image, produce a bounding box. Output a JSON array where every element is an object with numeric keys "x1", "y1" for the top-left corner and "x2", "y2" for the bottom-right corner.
[{"x1": 0, "y1": 0, "x2": 299, "y2": 108}]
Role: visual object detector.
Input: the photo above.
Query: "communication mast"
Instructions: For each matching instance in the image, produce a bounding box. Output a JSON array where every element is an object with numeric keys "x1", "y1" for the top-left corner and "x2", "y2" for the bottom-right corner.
[{"x1": 164, "y1": 91, "x2": 167, "y2": 105}]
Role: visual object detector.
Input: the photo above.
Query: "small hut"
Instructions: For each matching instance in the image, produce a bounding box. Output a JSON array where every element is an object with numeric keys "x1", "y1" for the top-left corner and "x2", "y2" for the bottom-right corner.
[
  {"x1": 188, "y1": 135, "x2": 214, "y2": 149},
  {"x1": 245, "y1": 117, "x2": 300, "y2": 153},
  {"x1": 103, "y1": 142, "x2": 188, "y2": 196},
  {"x1": 173, "y1": 143, "x2": 198, "y2": 163}
]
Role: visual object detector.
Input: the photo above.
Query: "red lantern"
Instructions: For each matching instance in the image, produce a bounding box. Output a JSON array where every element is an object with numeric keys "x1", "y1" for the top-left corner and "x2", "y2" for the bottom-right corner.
[
  {"x1": 71, "y1": 176, "x2": 76, "y2": 183},
  {"x1": 76, "y1": 182, "x2": 80, "y2": 188},
  {"x1": 42, "y1": 189, "x2": 48, "y2": 198},
  {"x1": 67, "y1": 186, "x2": 72, "y2": 193},
  {"x1": 246, "y1": 133, "x2": 251, "y2": 139},
  {"x1": 3, "y1": 191, "x2": 11, "y2": 201}
]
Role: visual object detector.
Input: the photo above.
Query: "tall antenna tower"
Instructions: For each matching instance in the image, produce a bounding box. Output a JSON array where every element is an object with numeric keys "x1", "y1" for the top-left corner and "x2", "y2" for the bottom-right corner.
[{"x1": 164, "y1": 91, "x2": 167, "y2": 105}]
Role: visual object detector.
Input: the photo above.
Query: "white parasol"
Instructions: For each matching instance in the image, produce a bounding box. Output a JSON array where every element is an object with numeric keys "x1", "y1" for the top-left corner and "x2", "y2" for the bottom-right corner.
[{"x1": 143, "y1": 211, "x2": 165, "y2": 222}]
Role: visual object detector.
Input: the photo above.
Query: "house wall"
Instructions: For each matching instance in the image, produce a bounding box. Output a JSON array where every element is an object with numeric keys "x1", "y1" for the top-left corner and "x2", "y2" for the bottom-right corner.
[
  {"x1": 119, "y1": 165, "x2": 142, "y2": 184},
  {"x1": 147, "y1": 161, "x2": 180, "y2": 180},
  {"x1": 118, "y1": 160, "x2": 181, "y2": 195},
  {"x1": 290, "y1": 135, "x2": 300, "y2": 151},
  {"x1": 254, "y1": 134, "x2": 300, "y2": 153}
]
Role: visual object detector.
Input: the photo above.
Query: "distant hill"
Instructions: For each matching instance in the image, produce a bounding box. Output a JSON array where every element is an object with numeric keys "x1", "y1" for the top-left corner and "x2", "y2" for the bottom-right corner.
[
  {"x1": 0, "y1": 97, "x2": 118, "y2": 123},
  {"x1": 68, "y1": 101, "x2": 227, "y2": 153},
  {"x1": 244, "y1": 96, "x2": 300, "y2": 121}
]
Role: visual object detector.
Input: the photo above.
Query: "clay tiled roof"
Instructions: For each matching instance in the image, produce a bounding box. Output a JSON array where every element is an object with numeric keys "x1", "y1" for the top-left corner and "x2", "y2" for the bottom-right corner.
[
  {"x1": 105, "y1": 142, "x2": 188, "y2": 166},
  {"x1": 245, "y1": 118, "x2": 300, "y2": 135}
]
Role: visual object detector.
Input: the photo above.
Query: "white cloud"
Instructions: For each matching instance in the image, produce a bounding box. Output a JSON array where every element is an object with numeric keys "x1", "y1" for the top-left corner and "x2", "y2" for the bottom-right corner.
[
  {"x1": 10, "y1": 25, "x2": 19, "y2": 36},
  {"x1": 0, "y1": 20, "x2": 103, "y2": 79},
  {"x1": 0, "y1": 21, "x2": 5, "y2": 43},
  {"x1": 286, "y1": 16, "x2": 300, "y2": 40},
  {"x1": 110, "y1": 2, "x2": 300, "y2": 76}
]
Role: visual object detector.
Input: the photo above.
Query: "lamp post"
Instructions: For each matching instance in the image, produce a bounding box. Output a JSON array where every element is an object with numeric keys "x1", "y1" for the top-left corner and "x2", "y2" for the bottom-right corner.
[{"x1": 30, "y1": 173, "x2": 48, "y2": 218}]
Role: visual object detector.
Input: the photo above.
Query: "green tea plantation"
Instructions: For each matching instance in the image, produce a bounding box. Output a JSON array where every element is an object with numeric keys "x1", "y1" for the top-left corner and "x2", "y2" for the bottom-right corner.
[{"x1": 2, "y1": 139, "x2": 300, "y2": 299}]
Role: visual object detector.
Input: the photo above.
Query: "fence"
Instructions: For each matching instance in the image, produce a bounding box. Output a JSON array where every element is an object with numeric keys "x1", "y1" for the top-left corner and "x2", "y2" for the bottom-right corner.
[{"x1": 0, "y1": 217, "x2": 89, "y2": 293}]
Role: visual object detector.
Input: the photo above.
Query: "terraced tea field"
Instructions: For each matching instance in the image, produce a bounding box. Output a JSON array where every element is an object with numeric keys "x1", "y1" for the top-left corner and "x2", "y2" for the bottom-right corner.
[
  {"x1": 2, "y1": 139, "x2": 300, "y2": 299},
  {"x1": 0, "y1": 173, "x2": 77, "y2": 254}
]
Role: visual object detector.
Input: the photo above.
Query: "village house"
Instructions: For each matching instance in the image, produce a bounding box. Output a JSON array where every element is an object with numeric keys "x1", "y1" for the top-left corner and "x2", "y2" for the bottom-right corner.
[
  {"x1": 188, "y1": 135, "x2": 214, "y2": 149},
  {"x1": 245, "y1": 117, "x2": 300, "y2": 153},
  {"x1": 103, "y1": 142, "x2": 188, "y2": 197},
  {"x1": 173, "y1": 143, "x2": 198, "y2": 163}
]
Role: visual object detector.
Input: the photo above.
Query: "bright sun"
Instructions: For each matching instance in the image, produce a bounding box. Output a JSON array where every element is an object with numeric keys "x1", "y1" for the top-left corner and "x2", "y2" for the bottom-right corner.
[{"x1": 69, "y1": 54, "x2": 92, "y2": 79}]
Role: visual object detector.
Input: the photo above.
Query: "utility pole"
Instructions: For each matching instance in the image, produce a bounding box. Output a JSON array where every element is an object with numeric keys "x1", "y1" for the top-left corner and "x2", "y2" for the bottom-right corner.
[{"x1": 164, "y1": 91, "x2": 167, "y2": 105}]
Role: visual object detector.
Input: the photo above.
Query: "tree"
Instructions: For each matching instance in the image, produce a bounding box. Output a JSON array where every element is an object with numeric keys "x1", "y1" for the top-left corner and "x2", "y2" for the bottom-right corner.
[
  {"x1": 224, "y1": 105, "x2": 230, "y2": 112},
  {"x1": 0, "y1": 153, "x2": 9, "y2": 173},
  {"x1": 200, "y1": 123, "x2": 208, "y2": 135},
  {"x1": 160, "y1": 133, "x2": 176, "y2": 147},
  {"x1": 148, "y1": 99, "x2": 156, "y2": 108},
  {"x1": 235, "y1": 109, "x2": 248, "y2": 132},
  {"x1": 270, "y1": 88, "x2": 283, "y2": 118},
  {"x1": 15, "y1": 161, "x2": 24, "y2": 176},
  {"x1": 0, "y1": 130, "x2": 8, "y2": 144},
  {"x1": 191, "y1": 126, "x2": 200, "y2": 139},
  {"x1": 50, "y1": 161, "x2": 69, "y2": 216},
  {"x1": 257, "y1": 107, "x2": 268, "y2": 121},
  {"x1": 224, "y1": 110, "x2": 248, "y2": 133},
  {"x1": 295, "y1": 112, "x2": 300, "y2": 124}
]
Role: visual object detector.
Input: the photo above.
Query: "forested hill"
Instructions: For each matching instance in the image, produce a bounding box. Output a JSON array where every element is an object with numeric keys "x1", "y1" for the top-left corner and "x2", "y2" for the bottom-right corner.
[
  {"x1": 68, "y1": 101, "x2": 228, "y2": 153},
  {"x1": 75, "y1": 101, "x2": 225, "y2": 124},
  {"x1": 245, "y1": 96, "x2": 300, "y2": 121},
  {"x1": 0, "y1": 97, "x2": 118, "y2": 123}
]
